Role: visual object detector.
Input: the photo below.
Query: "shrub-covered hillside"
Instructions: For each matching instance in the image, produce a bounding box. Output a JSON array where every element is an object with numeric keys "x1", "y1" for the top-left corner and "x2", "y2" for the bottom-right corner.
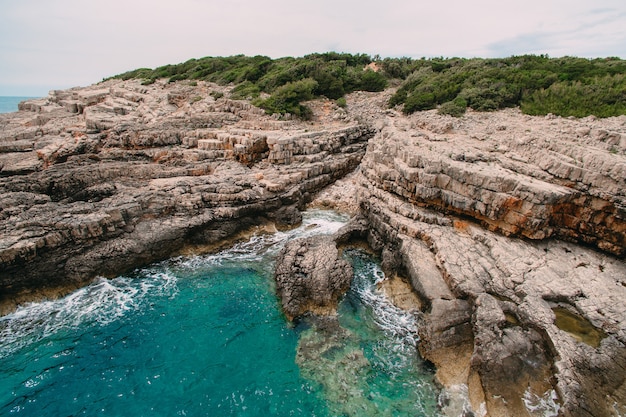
[
  {"x1": 111, "y1": 53, "x2": 626, "y2": 119},
  {"x1": 382, "y1": 55, "x2": 626, "y2": 118},
  {"x1": 111, "y1": 53, "x2": 387, "y2": 118}
]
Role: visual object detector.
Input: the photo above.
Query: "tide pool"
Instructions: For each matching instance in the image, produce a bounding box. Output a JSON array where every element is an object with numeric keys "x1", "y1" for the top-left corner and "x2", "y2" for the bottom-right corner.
[{"x1": 0, "y1": 211, "x2": 441, "y2": 416}]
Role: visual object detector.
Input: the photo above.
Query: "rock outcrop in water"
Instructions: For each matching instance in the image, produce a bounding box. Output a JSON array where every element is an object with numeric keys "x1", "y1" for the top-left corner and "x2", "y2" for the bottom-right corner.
[
  {"x1": 2, "y1": 80, "x2": 626, "y2": 417},
  {"x1": 0, "y1": 79, "x2": 374, "y2": 311},
  {"x1": 274, "y1": 235, "x2": 353, "y2": 320}
]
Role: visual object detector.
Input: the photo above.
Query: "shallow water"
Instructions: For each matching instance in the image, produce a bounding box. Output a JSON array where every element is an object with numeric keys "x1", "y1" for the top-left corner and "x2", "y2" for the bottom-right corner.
[{"x1": 0, "y1": 210, "x2": 442, "y2": 416}]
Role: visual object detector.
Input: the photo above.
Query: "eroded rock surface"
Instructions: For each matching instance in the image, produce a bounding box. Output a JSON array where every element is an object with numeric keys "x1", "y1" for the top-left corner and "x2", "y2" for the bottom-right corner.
[
  {"x1": 360, "y1": 107, "x2": 626, "y2": 255},
  {"x1": 347, "y1": 97, "x2": 626, "y2": 417},
  {"x1": 274, "y1": 235, "x2": 352, "y2": 320},
  {"x1": 2, "y1": 81, "x2": 626, "y2": 417},
  {"x1": 0, "y1": 79, "x2": 374, "y2": 311}
]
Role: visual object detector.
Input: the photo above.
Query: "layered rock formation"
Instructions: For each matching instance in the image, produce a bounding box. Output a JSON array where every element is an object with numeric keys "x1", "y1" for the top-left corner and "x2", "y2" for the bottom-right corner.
[
  {"x1": 345, "y1": 97, "x2": 626, "y2": 417},
  {"x1": 0, "y1": 79, "x2": 374, "y2": 311}
]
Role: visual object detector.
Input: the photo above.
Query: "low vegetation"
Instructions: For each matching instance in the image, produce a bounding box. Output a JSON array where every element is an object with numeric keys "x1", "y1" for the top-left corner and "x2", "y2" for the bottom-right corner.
[
  {"x1": 383, "y1": 55, "x2": 626, "y2": 118},
  {"x1": 111, "y1": 53, "x2": 626, "y2": 119}
]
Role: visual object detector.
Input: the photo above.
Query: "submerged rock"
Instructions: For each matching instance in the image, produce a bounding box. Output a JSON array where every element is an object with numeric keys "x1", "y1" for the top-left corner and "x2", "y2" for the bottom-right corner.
[{"x1": 274, "y1": 235, "x2": 352, "y2": 320}]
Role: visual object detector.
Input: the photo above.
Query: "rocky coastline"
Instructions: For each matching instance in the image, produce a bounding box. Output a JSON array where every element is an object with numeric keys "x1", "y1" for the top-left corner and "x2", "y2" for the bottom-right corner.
[
  {"x1": 1, "y1": 80, "x2": 625, "y2": 416},
  {"x1": 0, "y1": 79, "x2": 374, "y2": 310}
]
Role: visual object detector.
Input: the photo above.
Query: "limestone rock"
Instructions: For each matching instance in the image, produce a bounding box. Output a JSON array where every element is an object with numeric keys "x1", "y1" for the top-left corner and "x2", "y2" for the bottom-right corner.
[
  {"x1": 360, "y1": 107, "x2": 626, "y2": 256},
  {"x1": 0, "y1": 79, "x2": 374, "y2": 311},
  {"x1": 340, "y1": 92, "x2": 626, "y2": 417},
  {"x1": 274, "y1": 236, "x2": 353, "y2": 320},
  {"x1": 358, "y1": 182, "x2": 626, "y2": 416}
]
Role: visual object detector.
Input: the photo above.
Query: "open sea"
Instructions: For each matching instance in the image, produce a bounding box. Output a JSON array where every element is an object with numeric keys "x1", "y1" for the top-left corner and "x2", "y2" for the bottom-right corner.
[
  {"x1": 0, "y1": 96, "x2": 36, "y2": 114},
  {"x1": 0, "y1": 210, "x2": 444, "y2": 416}
]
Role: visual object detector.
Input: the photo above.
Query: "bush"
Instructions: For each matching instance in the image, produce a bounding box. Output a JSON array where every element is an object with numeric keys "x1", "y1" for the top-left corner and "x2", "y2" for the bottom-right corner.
[
  {"x1": 359, "y1": 69, "x2": 387, "y2": 92},
  {"x1": 210, "y1": 91, "x2": 224, "y2": 100},
  {"x1": 255, "y1": 78, "x2": 318, "y2": 118},
  {"x1": 336, "y1": 97, "x2": 347, "y2": 108},
  {"x1": 230, "y1": 81, "x2": 260, "y2": 100},
  {"x1": 389, "y1": 55, "x2": 626, "y2": 117},
  {"x1": 108, "y1": 53, "x2": 626, "y2": 119},
  {"x1": 404, "y1": 90, "x2": 437, "y2": 112},
  {"x1": 438, "y1": 97, "x2": 467, "y2": 117},
  {"x1": 521, "y1": 75, "x2": 626, "y2": 117}
]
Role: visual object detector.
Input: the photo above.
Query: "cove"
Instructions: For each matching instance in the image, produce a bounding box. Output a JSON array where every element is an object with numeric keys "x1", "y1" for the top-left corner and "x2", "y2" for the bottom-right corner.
[{"x1": 0, "y1": 210, "x2": 441, "y2": 416}]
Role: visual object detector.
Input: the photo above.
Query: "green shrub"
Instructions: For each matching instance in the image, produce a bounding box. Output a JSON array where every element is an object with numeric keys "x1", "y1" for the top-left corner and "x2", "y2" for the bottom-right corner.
[
  {"x1": 389, "y1": 55, "x2": 626, "y2": 117},
  {"x1": 438, "y1": 97, "x2": 467, "y2": 117},
  {"x1": 336, "y1": 97, "x2": 347, "y2": 108},
  {"x1": 404, "y1": 90, "x2": 437, "y2": 112},
  {"x1": 521, "y1": 75, "x2": 626, "y2": 117},
  {"x1": 210, "y1": 91, "x2": 224, "y2": 100},
  {"x1": 255, "y1": 78, "x2": 318, "y2": 118},
  {"x1": 230, "y1": 81, "x2": 260, "y2": 100},
  {"x1": 108, "y1": 53, "x2": 626, "y2": 119},
  {"x1": 359, "y1": 69, "x2": 387, "y2": 92}
]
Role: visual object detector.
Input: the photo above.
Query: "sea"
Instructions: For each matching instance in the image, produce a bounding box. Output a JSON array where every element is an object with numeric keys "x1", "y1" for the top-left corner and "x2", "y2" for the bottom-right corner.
[
  {"x1": 0, "y1": 210, "x2": 445, "y2": 416},
  {"x1": 0, "y1": 96, "x2": 36, "y2": 114}
]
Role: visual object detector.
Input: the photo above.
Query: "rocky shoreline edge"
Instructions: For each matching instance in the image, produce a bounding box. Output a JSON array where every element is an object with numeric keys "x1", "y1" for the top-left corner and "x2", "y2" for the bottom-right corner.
[{"x1": 1, "y1": 79, "x2": 625, "y2": 416}]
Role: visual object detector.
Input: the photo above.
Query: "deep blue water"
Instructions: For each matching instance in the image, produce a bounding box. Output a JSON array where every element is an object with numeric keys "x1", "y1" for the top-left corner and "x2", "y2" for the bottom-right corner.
[
  {"x1": 0, "y1": 211, "x2": 442, "y2": 416},
  {"x1": 0, "y1": 97, "x2": 36, "y2": 113}
]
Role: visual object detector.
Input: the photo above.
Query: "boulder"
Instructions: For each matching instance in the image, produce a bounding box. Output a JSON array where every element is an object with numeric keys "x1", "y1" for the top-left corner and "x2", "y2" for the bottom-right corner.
[{"x1": 274, "y1": 235, "x2": 353, "y2": 320}]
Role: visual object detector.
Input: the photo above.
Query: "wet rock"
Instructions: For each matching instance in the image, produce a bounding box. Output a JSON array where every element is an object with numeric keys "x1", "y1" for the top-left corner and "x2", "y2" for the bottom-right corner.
[{"x1": 274, "y1": 235, "x2": 353, "y2": 320}]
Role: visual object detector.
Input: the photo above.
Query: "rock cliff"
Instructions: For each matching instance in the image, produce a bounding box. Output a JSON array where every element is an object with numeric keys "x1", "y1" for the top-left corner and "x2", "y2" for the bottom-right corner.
[
  {"x1": 341, "y1": 93, "x2": 625, "y2": 417},
  {"x1": 1, "y1": 81, "x2": 625, "y2": 417},
  {"x1": 0, "y1": 79, "x2": 374, "y2": 310}
]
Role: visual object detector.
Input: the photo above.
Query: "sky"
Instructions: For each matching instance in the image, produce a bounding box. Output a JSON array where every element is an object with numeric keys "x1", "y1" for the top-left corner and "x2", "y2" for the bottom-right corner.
[{"x1": 1, "y1": 0, "x2": 625, "y2": 96}]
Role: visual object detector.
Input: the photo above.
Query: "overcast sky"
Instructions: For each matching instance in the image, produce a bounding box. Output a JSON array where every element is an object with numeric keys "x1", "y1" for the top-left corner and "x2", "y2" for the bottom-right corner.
[{"x1": 1, "y1": 0, "x2": 625, "y2": 96}]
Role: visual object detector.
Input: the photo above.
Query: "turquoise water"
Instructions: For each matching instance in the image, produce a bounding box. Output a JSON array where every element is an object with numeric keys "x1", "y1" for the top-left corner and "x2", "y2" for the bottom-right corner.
[
  {"x1": 0, "y1": 211, "x2": 442, "y2": 416},
  {"x1": 0, "y1": 96, "x2": 35, "y2": 113}
]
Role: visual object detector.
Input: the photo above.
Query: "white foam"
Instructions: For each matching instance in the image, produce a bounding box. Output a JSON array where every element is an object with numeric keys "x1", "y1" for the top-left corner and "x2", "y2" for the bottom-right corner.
[
  {"x1": 174, "y1": 209, "x2": 350, "y2": 272},
  {"x1": 438, "y1": 384, "x2": 483, "y2": 417},
  {"x1": 1, "y1": 209, "x2": 348, "y2": 359},
  {"x1": 352, "y1": 259, "x2": 419, "y2": 351},
  {"x1": 523, "y1": 388, "x2": 561, "y2": 417},
  {"x1": 0, "y1": 271, "x2": 177, "y2": 358}
]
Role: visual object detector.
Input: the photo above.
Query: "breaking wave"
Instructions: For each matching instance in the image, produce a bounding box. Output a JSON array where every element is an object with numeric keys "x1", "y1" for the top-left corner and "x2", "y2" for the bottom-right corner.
[
  {"x1": 0, "y1": 271, "x2": 178, "y2": 359},
  {"x1": 523, "y1": 388, "x2": 561, "y2": 417}
]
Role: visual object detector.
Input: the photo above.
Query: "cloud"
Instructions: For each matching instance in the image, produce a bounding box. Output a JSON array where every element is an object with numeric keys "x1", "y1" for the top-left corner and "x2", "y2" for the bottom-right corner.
[
  {"x1": 1, "y1": 0, "x2": 625, "y2": 95},
  {"x1": 487, "y1": 7, "x2": 626, "y2": 58}
]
